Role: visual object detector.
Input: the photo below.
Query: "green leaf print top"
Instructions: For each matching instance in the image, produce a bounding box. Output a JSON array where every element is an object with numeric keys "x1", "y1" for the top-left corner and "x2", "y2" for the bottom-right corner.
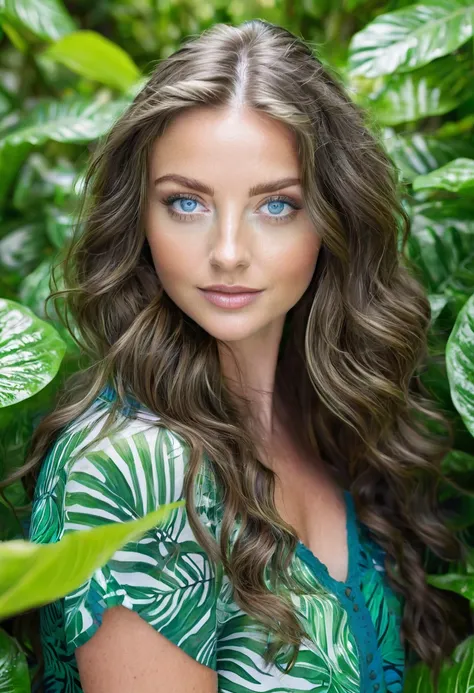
[{"x1": 29, "y1": 385, "x2": 405, "y2": 693}]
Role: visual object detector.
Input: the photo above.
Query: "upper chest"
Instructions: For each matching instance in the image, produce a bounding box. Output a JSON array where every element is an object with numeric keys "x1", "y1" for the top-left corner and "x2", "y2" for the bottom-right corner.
[{"x1": 264, "y1": 436, "x2": 351, "y2": 583}]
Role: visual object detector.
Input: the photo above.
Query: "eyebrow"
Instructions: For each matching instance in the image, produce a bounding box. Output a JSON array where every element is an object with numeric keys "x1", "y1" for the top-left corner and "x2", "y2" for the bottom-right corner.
[{"x1": 153, "y1": 174, "x2": 301, "y2": 196}]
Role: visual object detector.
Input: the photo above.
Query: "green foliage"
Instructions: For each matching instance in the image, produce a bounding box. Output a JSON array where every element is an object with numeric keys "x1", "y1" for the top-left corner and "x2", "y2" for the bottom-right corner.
[
  {"x1": 0, "y1": 0, "x2": 76, "y2": 42},
  {"x1": 43, "y1": 31, "x2": 142, "y2": 92},
  {"x1": 404, "y1": 636, "x2": 474, "y2": 691},
  {"x1": 0, "y1": 0, "x2": 473, "y2": 691},
  {"x1": 447, "y1": 293, "x2": 474, "y2": 437},
  {"x1": 348, "y1": 1, "x2": 474, "y2": 78},
  {"x1": 0, "y1": 628, "x2": 29, "y2": 693},
  {"x1": 0, "y1": 500, "x2": 185, "y2": 620},
  {"x1": 0, "y1": 299, "x2": 66, "y2": 408},
  {"x1": 413, "y1": 158, "x2": 474, "y2": 193}
]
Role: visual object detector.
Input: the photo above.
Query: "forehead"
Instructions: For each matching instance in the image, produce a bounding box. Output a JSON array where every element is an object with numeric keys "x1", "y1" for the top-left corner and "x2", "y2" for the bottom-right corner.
[{"x1": 148, "y1": 106, "x2": 300, "y2": 181}]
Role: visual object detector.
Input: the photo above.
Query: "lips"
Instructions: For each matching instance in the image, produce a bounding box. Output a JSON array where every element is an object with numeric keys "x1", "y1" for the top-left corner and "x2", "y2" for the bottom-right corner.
[
  {"x1": 198, "y1": 288, "x2": 263, "y2": 309},
  {"x1": 201, "y1": 286, "x2": 261, "y2": 293}
]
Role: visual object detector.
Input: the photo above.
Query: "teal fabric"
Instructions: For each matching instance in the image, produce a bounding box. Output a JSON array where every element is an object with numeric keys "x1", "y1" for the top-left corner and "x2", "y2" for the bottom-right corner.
[
  {"x1": 29, "y1": 384, "x2": 405, "y2": 692},
  {"x1": 296, "y1": 492, "x2": 386, "y2": 692}
]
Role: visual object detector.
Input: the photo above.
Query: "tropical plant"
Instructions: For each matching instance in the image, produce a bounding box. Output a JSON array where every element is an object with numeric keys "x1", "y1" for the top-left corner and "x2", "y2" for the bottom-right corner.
[{"x1": 0, "y1": 0, "x2": 473, "y2": 691}]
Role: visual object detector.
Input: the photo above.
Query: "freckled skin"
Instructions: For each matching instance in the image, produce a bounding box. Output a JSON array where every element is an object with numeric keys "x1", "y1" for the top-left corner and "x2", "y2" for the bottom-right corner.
[{"x1": 145, "y1": 106, "x2": 322, "y2": 354}]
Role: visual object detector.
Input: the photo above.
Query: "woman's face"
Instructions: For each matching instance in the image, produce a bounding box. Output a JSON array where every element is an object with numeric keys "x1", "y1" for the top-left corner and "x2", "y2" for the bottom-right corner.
[{"x1": 145, "y1": 105, "x2": 322, "y2": 345}]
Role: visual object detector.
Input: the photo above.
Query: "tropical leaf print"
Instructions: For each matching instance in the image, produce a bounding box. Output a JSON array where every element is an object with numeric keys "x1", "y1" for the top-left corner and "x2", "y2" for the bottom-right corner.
[{"x1": 29, "y1": 390, "x2": 405, "y2": 693}]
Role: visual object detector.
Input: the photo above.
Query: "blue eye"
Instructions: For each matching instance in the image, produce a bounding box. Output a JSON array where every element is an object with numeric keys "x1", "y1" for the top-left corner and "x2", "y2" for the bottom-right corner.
[
  {"x1": 162, "y1": 193, "x2": 301, "y2": 223},
  {"x1": 176, "y1": 198, "x2": 198, "y2": 212},
  {"x1": 166, "y1": 196, "x2": 202, "y2": 215},
  {"x1": 263, "y1": 199, "x2": 292, "y2": 216}
]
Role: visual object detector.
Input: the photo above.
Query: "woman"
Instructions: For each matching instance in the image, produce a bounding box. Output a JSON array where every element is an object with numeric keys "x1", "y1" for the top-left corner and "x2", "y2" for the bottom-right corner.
[{"x1": 26, "y1": 18, "x2": 469, "y2": 693}]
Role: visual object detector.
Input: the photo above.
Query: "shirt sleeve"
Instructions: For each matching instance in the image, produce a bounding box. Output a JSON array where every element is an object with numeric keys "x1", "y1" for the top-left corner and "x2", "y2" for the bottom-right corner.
[{"x1": 53, "y1": 423, "x2": 219, "y2": 668}]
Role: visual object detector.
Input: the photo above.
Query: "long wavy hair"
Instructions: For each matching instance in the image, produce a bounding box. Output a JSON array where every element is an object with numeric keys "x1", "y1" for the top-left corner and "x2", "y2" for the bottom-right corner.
[{"x1": 9, "y1": 18, "x2": 472, "y2": 689}]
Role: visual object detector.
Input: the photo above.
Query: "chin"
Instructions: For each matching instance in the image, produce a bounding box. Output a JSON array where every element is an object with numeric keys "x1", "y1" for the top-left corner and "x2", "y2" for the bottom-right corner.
[
  {"x1": 203, "y1": 327, "x2": 261, "y2": 343},
  {"x1": 194, "y1": 317, "x2": 266, "y2": 343}
]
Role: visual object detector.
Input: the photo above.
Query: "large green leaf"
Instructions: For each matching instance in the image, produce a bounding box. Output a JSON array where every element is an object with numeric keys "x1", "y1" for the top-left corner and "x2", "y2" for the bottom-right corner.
[
  {"x1": 0, "y1": 628, "x2": 30, "y2": 693},
  {"x1": 407, "y1": 201, "x2": 474, "y2": 293},
  {"x1": 0, "y1": 96, "x2": 130, "y2": 208},
  {"x1": 428, "y1": 294, "x2": 450, "y2": 324},
  {"x1": 44, "y1": 31, "x2": 141, "y2": 93},
  {"x1": 367, "y1": 54, "x2": 471, "y2": 125},
  {"x1": 0, "y1": 222, "x2": 48, "y2": 284},
  {"x1": 404, "y1": 636, "x2": 474, "y2": 691},
  {"x1": 348, "y1": 0, "x2": 474, "y2": 79},
  {"x1": 383, "y1": 129, "x2": 474, "y2": 182},
  {"x1": 446, "y1": 293, "x2": 474, "y2": 437},
  {"x1": 0, "y1": 0, "x2": 76, "y2": 42},
  {"x1": 413, "y1": 158, "x2": 474, "y2": 193},
  {"x1": 18, "y1": 258, "x2": 56, "y2": 321},
  {"x1": 12, "y1": 153, "x2": 81, "y2": 213},
  {"x1": 427, "y1": 559, "x2": 474, "y2": 608},
  {"x1": 0, "y1": 298, "x2": 66, "y2": 408},
  {"x1": 0, "y1": 500, "x2": 185, "y2": 620},
  {"x1": 2, "y1": 95, "x2": 130, "y2": 146}
]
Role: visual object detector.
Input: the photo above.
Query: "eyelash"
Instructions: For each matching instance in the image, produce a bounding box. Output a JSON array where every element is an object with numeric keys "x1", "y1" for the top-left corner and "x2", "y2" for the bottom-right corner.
[{"x1": 160, "y1": 193, "x2": 302, "y2": 224}]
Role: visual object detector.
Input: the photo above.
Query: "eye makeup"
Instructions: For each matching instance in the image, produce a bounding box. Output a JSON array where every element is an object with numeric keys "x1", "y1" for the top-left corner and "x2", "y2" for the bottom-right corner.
[{"x1": 160, "y1": 193, "x2": 303, "y2": 224}]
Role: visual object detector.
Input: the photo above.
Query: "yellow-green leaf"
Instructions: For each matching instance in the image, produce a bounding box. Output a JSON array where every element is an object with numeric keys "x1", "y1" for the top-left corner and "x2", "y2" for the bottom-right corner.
[
  {"x1": 0, "y1": 500, "x2": 185, "y2": 620},
  {"x1": 413, "y1": 158, "x2": 474, "y2": 193},
  {"x1": 44, "y1": 31, "x2": 141, "y2": 93}
]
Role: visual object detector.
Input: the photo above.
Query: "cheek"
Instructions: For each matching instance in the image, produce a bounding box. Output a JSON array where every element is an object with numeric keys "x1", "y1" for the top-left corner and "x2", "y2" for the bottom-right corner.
[
  {"x1": 275, "y1": 231, "x2": 322, "y2": 290},
  {"x1": 145, "y1": 211, "x2": 197, "y2": 284}
]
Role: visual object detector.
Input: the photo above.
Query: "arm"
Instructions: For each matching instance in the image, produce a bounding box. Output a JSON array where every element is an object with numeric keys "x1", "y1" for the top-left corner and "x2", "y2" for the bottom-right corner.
[
  {"x1": 76, "y1": 605, "x2": 218, "y2": 693},
  {"x1": 57, "y1": 424, "x2": 220, "y2": 691}
]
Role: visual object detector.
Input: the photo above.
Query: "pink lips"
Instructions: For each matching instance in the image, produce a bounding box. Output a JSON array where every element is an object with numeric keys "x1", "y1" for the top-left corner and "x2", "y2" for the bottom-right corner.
[{"x1": 198, "y1": 289, "x2": 263, "y2": 309}]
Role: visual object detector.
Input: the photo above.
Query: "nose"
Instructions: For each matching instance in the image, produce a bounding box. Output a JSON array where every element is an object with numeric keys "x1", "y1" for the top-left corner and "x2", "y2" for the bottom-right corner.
[{"x1": 209, "y1": 211, "x2": 251, "y2": 271}]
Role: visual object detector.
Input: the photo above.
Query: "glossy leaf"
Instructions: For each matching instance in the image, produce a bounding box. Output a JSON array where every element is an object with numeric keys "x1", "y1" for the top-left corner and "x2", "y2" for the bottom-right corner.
[
  {"x1": 2, "y1": 96, "x2": 130, "y2": 144},
  {"x1": 348, "y1": 0, "x2": 474, "y2": 78},
  {"x1": 446, "y1": 293, "x2": 474, "y2": 437},
  {"x1": 0, "y1": 298, "x2": 66, "y2": 408},
  {"x1": 0, "y1": 0, "x2": 76, "y2": 42},
  {"x1": 404, "y1": 636, "x2": 474, "y2": 691},
  {"x1": 428, "y1": 294, "x2": 450, "y2": 323},
  {"x1": 406, "y1": 202, "x2": 474, "y2": 293},
  {"x1": 383, "y1": 129, "x2": 474, "y2": 182},
  {"x1": 426, "y1": 574, "x2": 474, "y2": 607},
  {"x1": 368, "y1": 55, "x2": 471, "y2": 125},
  {"x1": 44, "y1": 31, "x2": 141, "y2": 93},
  {"x1": 18, "y1": 258, "x2": 56, "y2": 321},
  {"x1": 0, "y1": 628, "x2": 30, "y2": 693},
  {"x1": 427, "y1": 555, "x2": 474, "y2": 607},
  {"x1": 413, "y1": 158, "x2": 474, "y2": 193},
  {"x1": 0, "y1": 97, "x2": 130, "y2": 208},
  {"x1": 0, "y1": 500, "x2": 185, "y2": 620}
]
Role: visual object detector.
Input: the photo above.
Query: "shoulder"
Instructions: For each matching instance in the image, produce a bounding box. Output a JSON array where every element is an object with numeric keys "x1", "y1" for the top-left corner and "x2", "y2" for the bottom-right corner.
[
  {"x1": 33, "y1": 386, "x2": 183, "y2": 498},
  {"x1": 30, "y1": 386, "x2": 221, "y2": 542}
]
